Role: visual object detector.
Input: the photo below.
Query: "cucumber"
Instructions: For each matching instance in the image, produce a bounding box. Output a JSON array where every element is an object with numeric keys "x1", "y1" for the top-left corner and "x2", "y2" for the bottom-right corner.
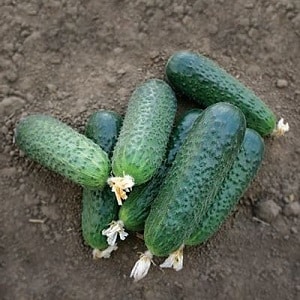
[
  {"x1": 165, "y1": 109, "x2": 203, "y2": 167},
  {"x1": 165, "y1": 51, "x2": 278, "y2": 136},
  {"x1": 109, "y1": 79, "x2": 177, "y2": 204},
  {"x1": 15, "y1": 114, "x2": 110, "y2": 188},
  {"x1": 85, "y1": 110, "x2": 122, "y2": 158},
  {"x1": 144, "y1": 102, "x2": 246, "y2": 257},
  {"x1": 81, "y1": 110, "x2": 122, "y2": 258},
  {"x1": 119, "y1": 109, "x2": 202, "y2": 232},
  {"x1": 81, "y1": 188, "x2": 119, "y2": 255},
  {"x1": 186, "y1": 128, "x2": 264, "y2": 245}
]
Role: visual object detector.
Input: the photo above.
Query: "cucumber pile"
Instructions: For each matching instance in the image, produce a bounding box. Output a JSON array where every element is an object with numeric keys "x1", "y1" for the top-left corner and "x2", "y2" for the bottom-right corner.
[{"x1": 15, "y1": 51, "x2": 289, "y2": 282}]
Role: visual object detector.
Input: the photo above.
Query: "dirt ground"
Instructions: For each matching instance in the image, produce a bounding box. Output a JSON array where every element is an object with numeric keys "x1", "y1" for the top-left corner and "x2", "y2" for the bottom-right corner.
[{"x1": 0, "y1": 0, "x2": 299, "y2": 299}]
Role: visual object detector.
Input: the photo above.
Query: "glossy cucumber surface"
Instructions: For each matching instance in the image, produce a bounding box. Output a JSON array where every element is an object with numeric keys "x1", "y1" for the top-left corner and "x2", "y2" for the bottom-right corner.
[
  {"x1": 82, "y1": 188, "x2": 119, "y2": 250},
  {"x1": 119, "y1": 109, "x2": 202, "y2": 232},
  {"x1": 82, "y1": 110, "x2": 122, "y2": 250},
  {"x1": 111, "y1": 79, "x2": 177, "y2": 185},
  {"x1": 15, "y1": 114, "x2": 110, "y2": 188},
  {"x1": 85, "y1": 110, "x2": 122, "y2": 158},
  {"x1": 166, "y1": 51, "x2": 276, "y2": 136},
  {"x1": 186, "y1": 128, "x2": 264, "y2": 245},
  {"x1": 144, "y1": 103, "x2": 246, "y2": 256}
]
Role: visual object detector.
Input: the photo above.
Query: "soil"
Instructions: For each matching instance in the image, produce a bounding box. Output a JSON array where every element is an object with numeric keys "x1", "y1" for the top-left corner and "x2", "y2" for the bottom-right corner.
[{"x1": 0, "y1": 0, "x2": 299, "y2": 299}]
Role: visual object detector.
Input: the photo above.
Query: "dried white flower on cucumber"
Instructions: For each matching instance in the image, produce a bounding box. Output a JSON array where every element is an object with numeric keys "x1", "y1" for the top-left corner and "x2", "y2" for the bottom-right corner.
[
  {"x1": 102, "y1": 220, "x2": 128, "y2": 246},
  {"x1": 107, "y1": 174, "x2": 134, "y2": 205},
  {"x1": 130, "y1": 245, "x2": 185, "y2": 282},
  {"x1": 92, "y1": 244, "x2": 118, "y2": 259},
  {"x1": 272, "y1": 118, "x2": 289, "y2": 137},
  {"x1": 159, "y1": 244, "x2": 184, "y2": 271},
  {"x1": 130, "y1": 251, "x2": 154, "y2": 282}
]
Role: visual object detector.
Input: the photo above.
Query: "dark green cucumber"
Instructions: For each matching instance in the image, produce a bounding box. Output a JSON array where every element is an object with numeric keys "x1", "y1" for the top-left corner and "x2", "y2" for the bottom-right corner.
[
  {"x1": 165, "y1": 51, "x2": 276, "y2": 136},
  {"x1": 15, "y1": 114, "x2": 110, "y2": 188},
  {"x1": 186, "y1": 128, "x2": 264, "y2": 245},
  {"x1": 144, "y1": 103, "x2": 246, "y2": 257},
  {"x1": 85, "y1": 110, "x2": 122, "y2": 158},
  {"x1": 111, "y1": 79, "x2": 177, "y2": 185},
  {"x1": 165, "y1": 109, "x2": 203, "y2": 167},
  {"x1": 82, "y1": 110, "x2": 122, "y2": 252},
  {"x1": 119, "y1": 109, "x2": 202, "y2": 232},
  {"x1": 82, "y1": 188, "x2": 119, "y2": 251}
]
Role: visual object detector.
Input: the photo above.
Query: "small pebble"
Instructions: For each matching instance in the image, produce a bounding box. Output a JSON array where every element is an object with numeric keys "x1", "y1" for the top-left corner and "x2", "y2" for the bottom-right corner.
[
  {"x1": 4, "y1": 70, "x2": 18, "y2": 83},
  {"x1": 255, "y1": 200, "x2": 281, "y2": 223},
  {"x1": 290, "y1": 227, "x2": 298, "y2": 234},
  {"x1": 283, "y1": 201, "x2": 300, "y2": 217},
  {"x1": 105, "y1": 75, "x2": 117, "y2": 87},
  {"x1": 117, "y1": 68, "x2": 126, "y2": 75},
  {"x1": 288, "y1": 194, "x2": 295, "y2": 202},
  {"x1": 276, "y1": 79, "x2": 288, "y2": 88},
  {"x1": 41, "y1": 205, "x2": 60, "y2": 221},
  {"x1": 46, "y1": 84, "x2": 57, "y2": 93}
]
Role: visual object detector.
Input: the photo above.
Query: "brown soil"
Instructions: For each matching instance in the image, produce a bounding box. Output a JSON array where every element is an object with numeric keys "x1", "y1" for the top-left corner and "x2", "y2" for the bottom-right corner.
[{"x1": 1, "y1": 0, "x2": 299, "y2": 299}]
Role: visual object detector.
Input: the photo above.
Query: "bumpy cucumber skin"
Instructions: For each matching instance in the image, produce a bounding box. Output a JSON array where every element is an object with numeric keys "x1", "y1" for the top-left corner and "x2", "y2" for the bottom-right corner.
[
  {"x1": 119, "y1": 109, "x2": 202, "y2": 232},
  {"x1": 165, "y1": 51, "x2": 276, "y2": 136},
  {"x1": 15, "y1": 114, "x2": 110, "y2": 188},
  {"x1": 118, "y1": 165, "x2": 168, "y2": 232},
  {"x1": 165, "y1": 109, "x2": 203, "y2": 166},
  {"x1": 82, "y1": 110, "x2": 122, "y2": 250},
  {"x1": 82, "y1": 188, "x2": 119, "y2": 250},
  {"x1": 85, "y1": 110, "x2": 122, "y2": 158},
  {"x1": 111, "y1": 79, "x2": 177, "y2": 185},
  {"x1": 186, "y1": 128, "x2": 264, "y2": 246},
  {"x1": 144, "y1": 103, "x2": 246, "y2": 257}
]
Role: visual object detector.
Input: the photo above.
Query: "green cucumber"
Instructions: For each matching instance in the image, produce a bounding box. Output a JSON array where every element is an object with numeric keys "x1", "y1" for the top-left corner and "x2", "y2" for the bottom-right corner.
[
  {"x1": 81, "y1": 188, "x2": 119, "y2": 253},
  {"x1": 81, "y1": 110, "x2": 122, "y2": 256},
  {"x1": 186, "y1": 128, "x2": 264, "y2": 245},
  {"x1": 85, "y1": 110, "x2": 122, "y2": 158},
  {"x1": 144, "y1": 102, "x2": 246, "y2": 257},
  {"x1": 165, "y1": 51, "x2": 277, "y2": 136},
  {"x1": 165, "y1": 109, "x2": 203, "y2": 167},
  {"x1": 119, "y1": 109, "x2": 202, "y2": 232},
  {"x1": 111, "y1": 79, "x2": 177, "y2": 186},
  {"x1": 15, "y1": 114, "x2": 110, "y2": 188}
]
